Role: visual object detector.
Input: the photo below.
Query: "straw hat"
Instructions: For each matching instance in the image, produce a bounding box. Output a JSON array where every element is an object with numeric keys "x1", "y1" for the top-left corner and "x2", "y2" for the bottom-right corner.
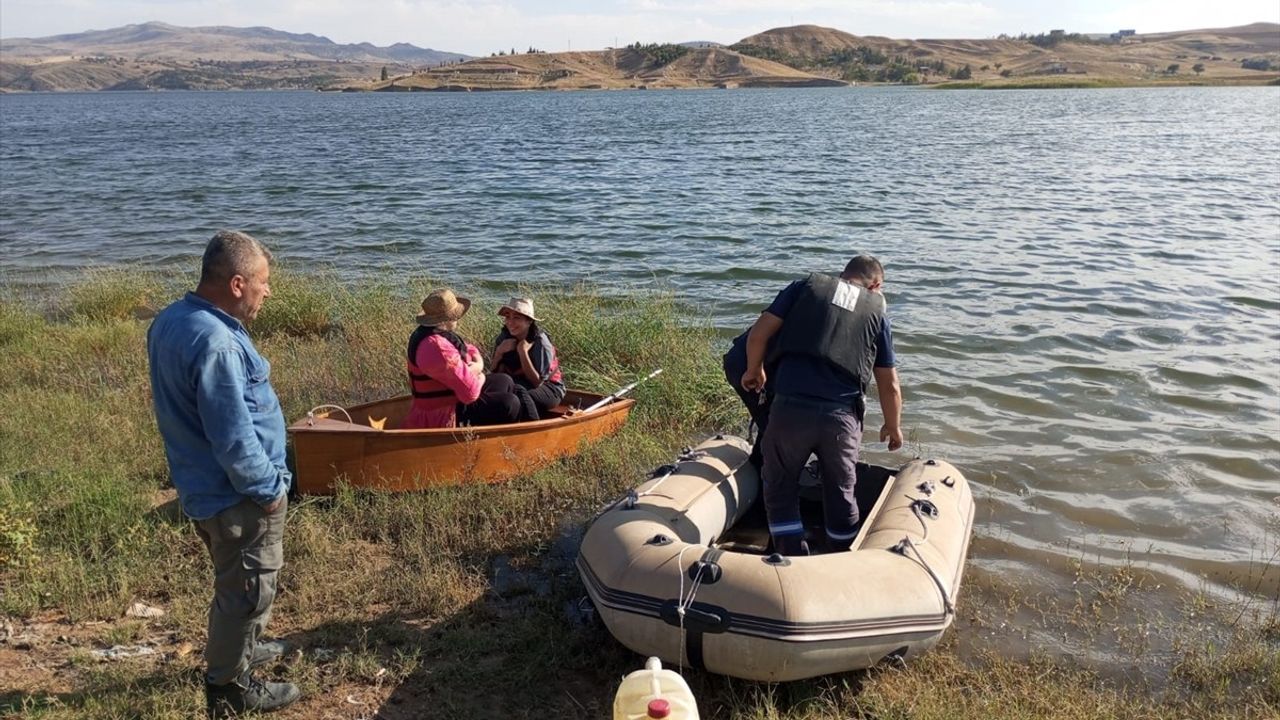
[
  {"x1": 416, "y1": 288, "x2": 471, "y2": 326},
  {"x1": 497, "y1": 297, "x2": 540, "y2": 322}
]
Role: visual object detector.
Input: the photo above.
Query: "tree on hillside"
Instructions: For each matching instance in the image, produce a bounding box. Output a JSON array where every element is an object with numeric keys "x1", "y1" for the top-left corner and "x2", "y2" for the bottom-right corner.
[
  {"x1": 627, "y1": 42, "x2": 689, "y2": 67},
  {"x1": 1166, "y1": 63, "x2": 1180, "y2": 74},
  {"x1": 1192, "y1": 63, "x2": 1205, "y2": 75},
  {"x1": 842, "y1": 64, "x2": 871, "y2": 82},
  {"x1": 380, "y1": 66, "x2": 388, "y2": 81}
]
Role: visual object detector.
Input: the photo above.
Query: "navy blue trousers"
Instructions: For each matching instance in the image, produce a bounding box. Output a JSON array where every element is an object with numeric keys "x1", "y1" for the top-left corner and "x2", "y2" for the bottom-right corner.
[{"x1": 761, "y1": 394, "x2": 863, "y2": 555}]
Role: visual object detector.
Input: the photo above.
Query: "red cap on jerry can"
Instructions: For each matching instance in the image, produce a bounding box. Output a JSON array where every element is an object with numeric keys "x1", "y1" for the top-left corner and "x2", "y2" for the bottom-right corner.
[{"x1": 647, "y1": 698, "x2": 671, "y2": 718}]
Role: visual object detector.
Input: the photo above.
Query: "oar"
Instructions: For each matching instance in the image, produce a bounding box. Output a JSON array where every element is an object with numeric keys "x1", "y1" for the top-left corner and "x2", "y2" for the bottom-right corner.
[{"x1": 582, "y1": 368, "x2": 663, "y2": 413}]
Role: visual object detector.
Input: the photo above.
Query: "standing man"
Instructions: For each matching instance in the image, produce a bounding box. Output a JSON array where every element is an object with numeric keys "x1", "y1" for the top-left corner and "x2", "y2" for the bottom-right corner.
[
  {"x1": 147, "y1": 230, "x2": 300, "y2": 717},
  {"x1": 741, "y1": 255, "x2": 903, "y2": 556}
]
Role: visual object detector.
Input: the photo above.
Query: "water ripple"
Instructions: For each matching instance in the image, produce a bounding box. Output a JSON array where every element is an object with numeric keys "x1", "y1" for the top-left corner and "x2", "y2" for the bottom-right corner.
[{"x1": 2, "y1": 86, "x2": 1278, "y2": 609}]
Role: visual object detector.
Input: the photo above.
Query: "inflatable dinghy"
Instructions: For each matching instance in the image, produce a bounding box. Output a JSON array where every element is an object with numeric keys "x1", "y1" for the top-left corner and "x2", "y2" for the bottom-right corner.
[{"x1": 577, "y1": 435, "x2": 974, "y2": 681}]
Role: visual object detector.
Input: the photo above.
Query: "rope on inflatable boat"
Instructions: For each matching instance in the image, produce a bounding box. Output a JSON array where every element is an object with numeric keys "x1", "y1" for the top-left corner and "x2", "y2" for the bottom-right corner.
[
  {"x1": 594, "y1": 446, "x2": 712, "y2": 520},
  {"x1": 674, "y1": 543, "x2": 708, "y2": 675},
  {"x1": 889, "y1": 494, "x2": 954, "y2": 615},
  {"x1": 639, "y1": 447, "x2": 708, "y2": 503},
  {"x1": 896, "y1": 536, "x2": 955, "y2": 616}
]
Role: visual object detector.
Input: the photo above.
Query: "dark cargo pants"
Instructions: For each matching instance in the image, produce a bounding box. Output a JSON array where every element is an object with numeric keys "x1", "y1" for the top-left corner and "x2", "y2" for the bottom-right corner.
[
  {"x1": 761, "y1": 394, "x2": 863, "y2": 555},
  {"x1": 194, "y1": 497, "x2": 287, "y2": 685}
]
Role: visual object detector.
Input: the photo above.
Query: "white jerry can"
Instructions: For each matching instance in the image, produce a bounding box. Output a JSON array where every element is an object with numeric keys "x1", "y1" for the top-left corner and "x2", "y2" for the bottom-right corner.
[{"x1": 612, "y1": 656, "x2": 700, "y2": 719}]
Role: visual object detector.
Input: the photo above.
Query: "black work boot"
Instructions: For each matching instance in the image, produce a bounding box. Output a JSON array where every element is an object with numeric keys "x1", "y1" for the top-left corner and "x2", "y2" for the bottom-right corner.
[
  {"x1": 206, "y1": 671, "x2": 300, "y2": 718},
  {"x1": 773, "y1": 535, "x2": 810, "y2": 557},
  {"x1": 249, "y1": 639, "x2": 289, "y2": 668}
]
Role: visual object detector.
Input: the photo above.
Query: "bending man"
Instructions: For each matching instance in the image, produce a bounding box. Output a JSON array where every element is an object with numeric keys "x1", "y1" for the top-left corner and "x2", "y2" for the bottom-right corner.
[{"x1": 741, "y1": 255, "x2": 903, "y2": 556}]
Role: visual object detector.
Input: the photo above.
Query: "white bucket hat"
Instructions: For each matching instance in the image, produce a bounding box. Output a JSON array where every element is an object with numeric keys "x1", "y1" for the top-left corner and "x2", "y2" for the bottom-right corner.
[{"x1": 498, "y1": 297, "x2": 540, "y2": 322}]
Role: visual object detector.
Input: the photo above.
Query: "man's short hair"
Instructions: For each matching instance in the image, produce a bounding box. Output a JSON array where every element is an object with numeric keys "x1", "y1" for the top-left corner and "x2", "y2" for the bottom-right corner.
[
  {"x1": 841, "y1": 255, "x2": 884, "y2": 283},
  {"x1": 200, "y1": 230, "x2": 271, "y2": 285}
]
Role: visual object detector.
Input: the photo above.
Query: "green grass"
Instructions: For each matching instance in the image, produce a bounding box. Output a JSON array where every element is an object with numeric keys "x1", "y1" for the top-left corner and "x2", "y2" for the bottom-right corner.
[{"x1": 1, "y1": 271, "x2": 1276, "y2": 719}]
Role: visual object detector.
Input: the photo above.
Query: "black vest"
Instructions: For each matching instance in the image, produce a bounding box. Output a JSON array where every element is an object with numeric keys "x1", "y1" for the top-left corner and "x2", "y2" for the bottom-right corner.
[{"x1": 770, "y1": 273, "x2": 886, "y2": 394}]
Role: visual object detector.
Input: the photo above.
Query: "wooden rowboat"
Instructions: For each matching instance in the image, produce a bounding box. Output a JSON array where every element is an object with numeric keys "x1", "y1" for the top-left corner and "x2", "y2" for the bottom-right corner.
[{"x1": 289, "y1": 390, "x2": 635, "y2": 494}]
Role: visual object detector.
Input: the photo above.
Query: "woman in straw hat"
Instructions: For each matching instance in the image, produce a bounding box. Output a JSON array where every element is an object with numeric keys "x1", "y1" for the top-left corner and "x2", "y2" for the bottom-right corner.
[
  {"x1": 490, "y1": 297, "x2": 566, "y2": 420},
  {"x1": 402, "y1": 288, "x2": 523, "y2": 429}
]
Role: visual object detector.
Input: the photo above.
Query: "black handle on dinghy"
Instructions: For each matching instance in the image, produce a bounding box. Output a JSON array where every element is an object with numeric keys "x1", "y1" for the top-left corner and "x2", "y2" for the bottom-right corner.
[{"x1": 659, "y1": 600, "x2": 731, "y2": 634}]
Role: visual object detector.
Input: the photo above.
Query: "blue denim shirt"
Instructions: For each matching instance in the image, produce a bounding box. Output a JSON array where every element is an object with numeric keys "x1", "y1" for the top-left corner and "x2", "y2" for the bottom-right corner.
[{"x1": 147, "y1": 292, "x2": 290, "y2": 520}]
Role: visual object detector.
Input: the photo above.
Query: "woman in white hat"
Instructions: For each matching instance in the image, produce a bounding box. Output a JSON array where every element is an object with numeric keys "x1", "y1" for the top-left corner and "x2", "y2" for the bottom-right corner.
[
  {"x1": 490, "y1": 297, "x2": 566, "y2": 419},
  {"x1": 403, "y1": 288, "x2": 523, "y2": 429}
]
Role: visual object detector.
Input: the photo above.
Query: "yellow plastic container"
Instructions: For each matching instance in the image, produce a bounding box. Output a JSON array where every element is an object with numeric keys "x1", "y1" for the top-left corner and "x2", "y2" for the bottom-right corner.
[{"x1": 612, "y1": 657, "x2": 700, "y2": 720}]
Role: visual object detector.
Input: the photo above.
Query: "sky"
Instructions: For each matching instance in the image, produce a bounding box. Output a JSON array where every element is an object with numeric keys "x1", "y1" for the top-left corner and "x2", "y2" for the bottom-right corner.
[{"x1": 1, "y1": 0, "x2": 1277, "y2": 56}]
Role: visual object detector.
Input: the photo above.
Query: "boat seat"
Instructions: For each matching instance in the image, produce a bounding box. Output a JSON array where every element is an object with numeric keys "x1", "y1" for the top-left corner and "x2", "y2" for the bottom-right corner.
[{"x1": 542, "y1": 404, "x2": 572, "y2": 418}]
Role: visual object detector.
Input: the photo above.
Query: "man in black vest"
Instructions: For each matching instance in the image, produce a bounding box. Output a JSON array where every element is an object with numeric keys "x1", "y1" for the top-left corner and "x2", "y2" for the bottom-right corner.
[{"x1": 741, "y1": 255, "x2": 902, "y2": 556}]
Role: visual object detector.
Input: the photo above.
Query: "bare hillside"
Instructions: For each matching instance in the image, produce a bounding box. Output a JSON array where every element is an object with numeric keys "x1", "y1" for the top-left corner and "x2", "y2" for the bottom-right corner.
[
  {"x1": 331, "y1": 46, "x2": 844, "y2": 92},
  {"x1": 0, "y1": 56, "x2": 417, "y2": 92},
  {"x1": 0, "y1": 21, "x2": 467, "y2": 64},
  {"x1": 3, "y1": 20, "x2": 1275, "y2": 92},
  {"x1": 0, "y1": 21, "x2": 468, "y2": 90},
  {"x1": 732, "y1": 23, "x2": 1280, "y2": 85}
]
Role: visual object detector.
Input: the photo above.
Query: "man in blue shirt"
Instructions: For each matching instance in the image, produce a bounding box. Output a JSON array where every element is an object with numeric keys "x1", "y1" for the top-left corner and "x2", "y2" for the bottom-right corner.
[
  {"x1": 147, "y1": 230, "x2": 299, "y2": 717},
  {"x1": 741, "y1": 255, "x2": 903, "y2": 556}
]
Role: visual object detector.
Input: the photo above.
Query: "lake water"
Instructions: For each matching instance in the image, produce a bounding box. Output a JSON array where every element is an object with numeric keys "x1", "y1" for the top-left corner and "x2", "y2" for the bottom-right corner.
[{"x1": 2, "y1": 86, "x2": 1278, "y2": 669}]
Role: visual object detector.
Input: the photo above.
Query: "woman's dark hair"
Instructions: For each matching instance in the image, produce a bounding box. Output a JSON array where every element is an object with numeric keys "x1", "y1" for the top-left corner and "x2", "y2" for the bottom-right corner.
[{"x1": 526, "y1": 320, "x2": 542, "y2": 340}]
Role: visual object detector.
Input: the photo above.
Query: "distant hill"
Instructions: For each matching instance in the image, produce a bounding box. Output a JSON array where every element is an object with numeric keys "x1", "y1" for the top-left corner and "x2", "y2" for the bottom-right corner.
[
  {"x1": 0, "y1": 21, "x2": 468, "y2": 63},
  {"x1": 731, "y1": 23, "x2": 1280, "y2": 85},
  {"x1": 2, "y1": 20, "x2": 1276, "y2": 92},
  {"x1": 330, "y1": 45, "x2": 845, "y2": 92},
  {"x1": 0, "y1": 21, "x2": 469, "y2": 91}
]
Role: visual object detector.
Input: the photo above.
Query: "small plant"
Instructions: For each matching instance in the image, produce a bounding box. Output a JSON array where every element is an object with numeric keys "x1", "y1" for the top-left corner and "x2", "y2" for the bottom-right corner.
[
  {"x1": 0, "y1": 499, "x2": 39, "y2": 569},
  {"x1": 102, "y1": 620, "x2": 148, "y2": 646}
]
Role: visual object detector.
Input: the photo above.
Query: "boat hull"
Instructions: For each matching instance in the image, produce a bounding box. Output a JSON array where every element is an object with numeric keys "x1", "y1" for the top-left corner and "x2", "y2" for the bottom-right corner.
[{"x1": 289, "y1": 390, "x2": 634, "y2": 493}]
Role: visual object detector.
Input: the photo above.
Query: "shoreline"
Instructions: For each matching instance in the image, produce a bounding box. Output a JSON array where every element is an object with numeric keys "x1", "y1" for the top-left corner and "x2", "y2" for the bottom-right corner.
[
  {"x1": 1, "y1": 270, "x2": 1276, "y2": 718},
  {"x1": 2, "y1": 72, "x2": 1280, "y2": 94},
  {"x1": 2, "y1": 77, "x2": 1278, "y2": 95}
]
